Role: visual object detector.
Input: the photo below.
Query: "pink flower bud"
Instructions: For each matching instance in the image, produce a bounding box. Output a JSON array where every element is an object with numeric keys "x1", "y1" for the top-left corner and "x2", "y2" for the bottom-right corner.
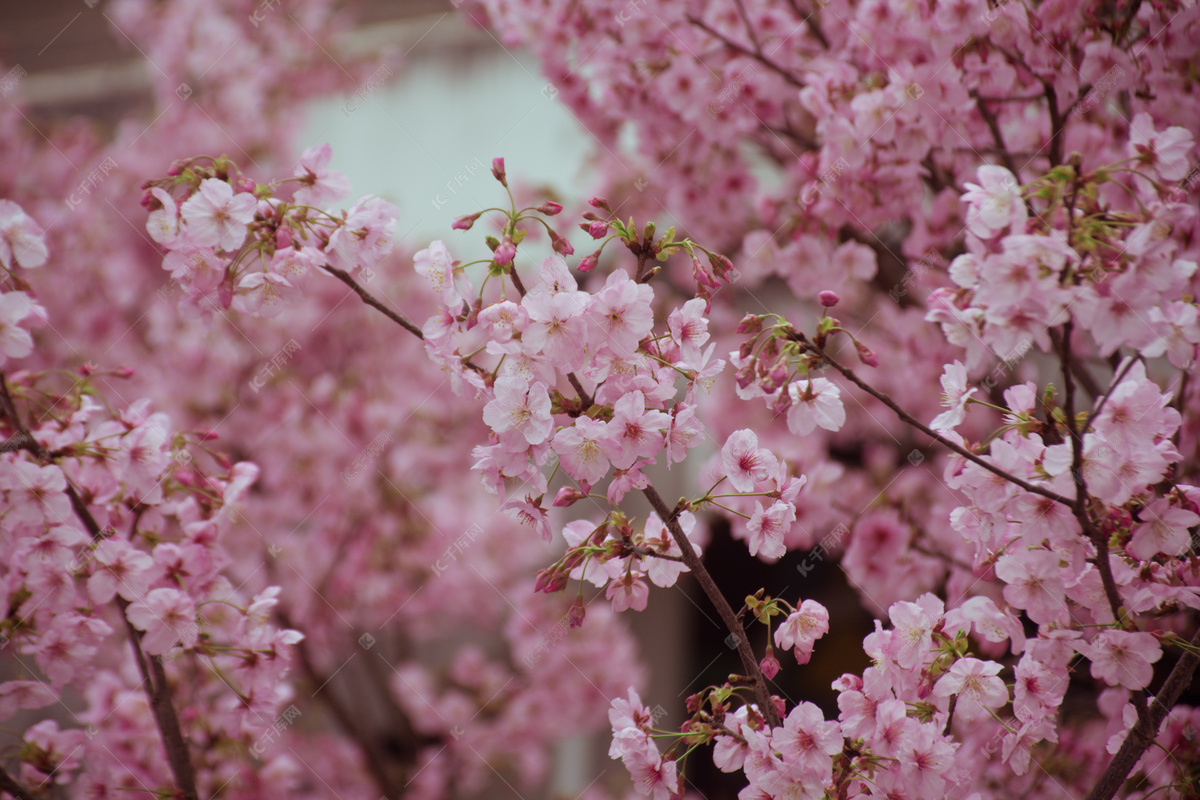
[
  {"x1": 167, "y1": 159, "x2": 187, "y2": 177},
  {"x1": 78, "y1": 362, "x2": 96, "y2": 376},
  {"x1": 588, "y1": 196, "x2": 610, "y2": 210},
  {"x1": 855, "y1": 341, "x2": 878, "y2": 367},
  {"x1": 114, "y1": 366, "x2": 135, "y2": 379},
  {"x1": 491, "y1": 157, "x2": 507, "y2": 186},
  {"x1": 568, "y1": 602, "x2": 586, "y2": 628},
  {"x1": 537, "y1": 201, "x2": 563, "y2": 216},
  {"x1": 760, "y1": 651, "x2": 780, "y2": 679},
  {"x1": 551, "y1": 232, "x2": 575, "y2": 256},
  {"x1": 553, "y1": 487, "x2": 586, "y2": 507},
  {"x1": 818, "y1": 290, "x2": 840, "y2": 307},
  {"x1": 578, "y1": 253, "x2": 599, "y2": 272},
  {"x1": 239, "y1": 178, "x2": 256, "y2": 194},
  {"x1": 736, "y1": 313, "x2": 763, "y2": 335},
  {"x1": 582, "y1": 220, "x2": 607, "y2": 239},
  {"x1": 140, "y1": 190, "x2": 156, "y2": 212},
  {"x1": 276, "y1": 226, "x2": 293, "y2": 249},
  {"x1": 494, "y1": 238, "x2": 517, "y2": 266},
  {"x1": 453, "y1": 211, "x2": 482, "y2": 231},
  {"x1": 534, "y1": 567, "x2": 566, "y2": 594},
  {"x1": 198, "y1": 429, "x2": 220, "y2": 441}
]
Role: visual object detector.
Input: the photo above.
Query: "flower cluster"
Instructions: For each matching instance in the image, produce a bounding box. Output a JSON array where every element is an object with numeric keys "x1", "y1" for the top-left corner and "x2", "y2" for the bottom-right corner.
[{"x1": 0, "y1": 203, "x2": 303, "y2": 795}]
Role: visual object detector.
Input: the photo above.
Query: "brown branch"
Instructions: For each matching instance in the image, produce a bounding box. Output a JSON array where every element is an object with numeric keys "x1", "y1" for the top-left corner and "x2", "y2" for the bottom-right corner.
[
  {"x1": 641, "y1": 485, "x2": 782, "y2": 729},
  {"x1": 322, "y1": 265, "x2": 425, "y2": 339},
  {"x1": 1044, "y1": 83, "x2": 1066, "y2": 168},
  {"x1": 685, "y1": 14, "x2": 805, "y2": 89},
  {"x1": 0, "y1": 765, "x2": 37, "y2": 800},
  {"x1": 784, "y1": 0, "x2": 829, "y2": 49},
  {"x1": 117, "y1": 599, "x2": 199, "y2": 800},
  {"x1": 971, "y1": 91, "x2": 1022, "y2": 180},
  {"x1": 1084, "y1": 626, "x2": 1200, "y2": 800},
  {"x1": 2, "y1": 374, "x2": 200, "y2": 800},
  {"x1": 793, "y1": 336, "x2": 1076, "y2": 507},
  {"x1": 1047, "y1": 329, "x2": 1103, "y2": 400},
  {"x1": 280, "y1": 617, "x2": 406, "y2": 799}
]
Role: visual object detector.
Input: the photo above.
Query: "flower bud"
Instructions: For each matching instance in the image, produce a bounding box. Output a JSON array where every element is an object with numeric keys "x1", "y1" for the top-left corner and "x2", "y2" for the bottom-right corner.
[
  {"x1": 588, "y1": 196, "x2": 610, "y2": 211},
  {"x1": 452, "y1": 211, "x2": 482, "y2": 231},
  {"x1": 578, "y1": 253, "x2": 599, "y2": 272},
  {"x1": 491, "y1": 157, "x2": 507, "y2": 186},
  {"x1": 818, "y1": 290, "x2": 840, "y2": 307},
  {"x1": 167, "y1": 159, "x2": 187, "y2": 177},
  {"x1": 114, "y1": 366, "x2": 135, "y2": 379},
  {"x1": 551, "y1": 231, "x2": 575, "y2": 256},
  {"x1": 567, "y1": 602, "x2": 586, "y2": 628},
  {"x1": 736, "y1": 313, "x2": 764, "y2": 335},
  {"x1": 760, "y1": 650, "x2": 780, "y2": 680},
  {"x1": 552, "y1": 486, "x2": 586, "y2": 507},
  {"x1": 582, "y1": 220, "x2": 607, "y2": 239},
  {"x1": 494, "y1": 237, "x2": 517, "y2": 266},
  {"x1": 537, "y1": 201, "x2": 563, "y2": 216},
  {"x1": 855, "y1": 341, "x2": 878, "y2": 367},
  {"x1": 534, "y1": 567, "x2": 567, "y2": 594}
]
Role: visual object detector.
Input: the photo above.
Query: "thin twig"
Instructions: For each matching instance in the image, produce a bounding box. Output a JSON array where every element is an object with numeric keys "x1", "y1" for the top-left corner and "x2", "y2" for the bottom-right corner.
[
  {"x1": 685, "y1": 15, "x2": 805, "y2": 89},
  {"x1": 322, "y1": 265, "x2": 425, "y2": 339},
  {"x1": 793, "y1": 337, "x2": 1075, "y2": 507}
]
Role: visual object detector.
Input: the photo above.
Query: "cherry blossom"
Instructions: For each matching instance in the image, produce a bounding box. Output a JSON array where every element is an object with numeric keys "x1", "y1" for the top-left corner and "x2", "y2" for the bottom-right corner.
[
  {"x1": 0, "y1": 200, "x2": 48, "y2": 269},
  {"x1": 774, "y1": 599, "x2": 829, "y2": 664},
  {"x1": 785, "y1": 378, "x2": 845, "y2": 436},
  {"x1": 179, "y1": 179, "x2": 257, "y2": 251}
]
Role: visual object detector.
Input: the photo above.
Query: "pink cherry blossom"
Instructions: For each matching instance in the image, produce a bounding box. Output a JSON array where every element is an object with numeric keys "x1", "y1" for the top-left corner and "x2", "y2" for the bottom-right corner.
[
  {"x1": 746, "y1": 500, "x2": 794, "y2": 561},
  {"x1": 179, "y1": 179, "x2": 256, "y2": 251},
  {"x1": 1128, "y1": 497, "x2": 1199, "y2": 560},
  {"x1": 1128, "y1": 112, "x2": 1195, "y2": 182},
  {"x1": 292, "y1": 142, "x2": 351, "y2": 206},
  {"x1": 721, "y1": 429, "x2": 779, "y2": 492},
  {"x1": 786, "y1": 378, "x2": 845, "y2": 436},
  {"x1": 961, "y1": 165, "x2": 1026, "y2": 237},
  {"x1": 1079, "y1": 630, "x2": 1162, "y2": 690},
  {"x1": 603, "y1": 391, "x2": 669, "y2": 470},
  {"x1": 0, "y1": 292, "x2": 35, "y2": 361},
  {"x1": 0, "y1": 200, "x2": 48, "y2": 269},
  {"x1": 552, "y1": 416, "x2": 612, "y2": 486},
  {"x1": 930, "y1": 360, "x2": 975, "y2": 431},
  {"x1": 482, "y1": 376, "x2": 553, "y2": 446},
  {"x1": 933, "y1": 658, "x2": 1007, "y2": 722},
  {"x1": 774, "y1": 599, "x2": 829, "y2": 664},
  {"x1": 668, "y1": 297, "x2": 709, "y2": 366},
  {"x1": 587, "y1": 270, "x2": 654, "y2": 356},
  {"x1": 87, "y1": 539, "x2": 154, "y2": 605},
  {"x1": 521, "y1": 289, "x2": 589, "y2": 370},
  {"x1": 124, "y1": 587, "x2": 199, "y2": 655},
  {"x1": 414, "y1": 240, "x2": 473, "y2": 311}
]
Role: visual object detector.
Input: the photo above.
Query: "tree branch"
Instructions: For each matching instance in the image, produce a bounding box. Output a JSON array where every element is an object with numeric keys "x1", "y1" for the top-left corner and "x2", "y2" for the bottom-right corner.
[
  {"x1": 792, "y1": 337, "x2": 1075, "y2": 507},
  {"x1": 322, "y1": 265, "x2": 425, "y2": 340},
  {"x1": 1, "y1": 374, "x2": 200, "y2": 800},
  {"x1": 0, "y1": 765, "x2": 37, "y2": 800},
  {"x1": 1084, "y1": 626, "x2": 1200, "y2": 800},
  {"x1": 685, "y1": 15, "x2": 805, "y2": 89},
  {"x1": 641, "y1": 485, "x2": 782, "y2": 729},
  {"x1": 117, "y1": 599, "x2": 199, "y2": 800}
]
